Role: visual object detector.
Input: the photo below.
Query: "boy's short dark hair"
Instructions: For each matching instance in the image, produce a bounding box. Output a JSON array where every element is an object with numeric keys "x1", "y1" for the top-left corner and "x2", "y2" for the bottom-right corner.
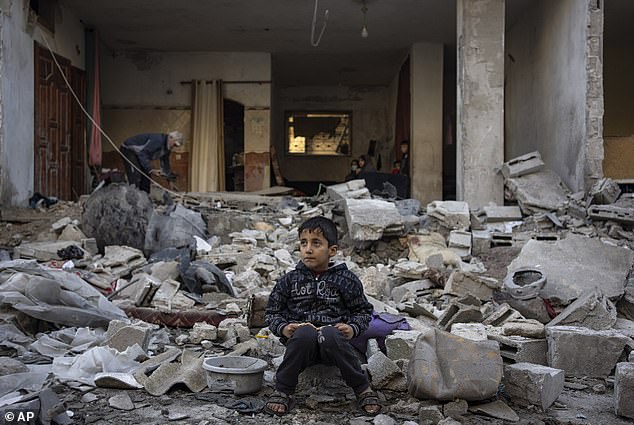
[
  {"x1": 400, "y1": 140, "x2": 409, "y2": 146},
  {"x1": 298, "y1": 216, "x2": 338, "y2": 246}
]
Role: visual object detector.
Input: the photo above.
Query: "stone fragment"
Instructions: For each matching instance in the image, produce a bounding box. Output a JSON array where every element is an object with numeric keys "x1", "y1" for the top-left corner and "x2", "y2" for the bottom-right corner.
[
  {"x1": 508, "y1": 234, "x2": 634, "y2": 305},
  {"x1": 391, "y1": 279, "x2": 435, "y2": 303},
  {"x1": 0, "y1": 357, "x2": 28, "y2": 375},
  {"x1": 505, "y1": 170, "x2": 569, "y2": 214},
  {"x1": 547, "y1": 291, "x2": 617, "y2": 330},
  {"x1": 189, "y1": 322, "x2": 218, "y2": 343},
  {"x1": 589, "y1": 177, "x2": 622, "y2": 205},
  {"x1": 392, "y1": 260, "x2": 427, "y2": 279},
  {"x1": 483, "y1": 205, "x2": 523, "y2": 222},
  {"x1": 443, "y1": 399, "x2": 468, "y2": 418},
  {"x1": 14, "y1": 240, "x2": 86, "y2": 261},
  {"x1": 152, "y1": 280, "x2": 196, "y2": 311},
  {"x1": 344, "y1": 198, "x2": 404, "y2": 241},
  {"x1": 108, "y1": 393, "x2": 134, "y2": 411},
  {"x1": 116, "y1": 273, "x2": 161, "y2": 307},
  {"x1": 326, "y1": 179, "x2": 370, "y2": 201},
  {"x1": 501, "y1": 151, "x2": 544, "y2": 179},
  {"x1": 437, "y1": 295, "x2": 483, "y2": 331},
  {"x1": 81, "y1": 238, "x2": 99, "y2": 256},
  {"x1": 588, "y1": 204, "x2": 634, "y2": 225},
  {"x1": 58, "y1": 224, "x2": 87, "y2": 242},
  {"x1": 503, "y1": 363, "x2": 564, "y2": 410},
  {"x1": 487, "y1": 333, "x2": 548, "y2": 365},
  {"x1": 359, "y1": 266, "x2": 391, "y2": 299},
  {"x1": 372, "y1": 414, "x2": 396, "y2": 425},
  {"x1": 546, "y1": 326, "x2": 629, "y2": 377},
  {"x1": 385, "y1": 330, "x2": 422, "y2": 361},
  {"x1": 471, "y1": 230, "x2": 491, "y2": 255},
  {"x1": 615, "y1": 362, "x2": 634, "y2": 419},
  {"x1": 504, "y1": 296, "x2": 552, "y2": 324},
  {"x1": 450, "y1": 323, "x2": 487, "y2": 341},
  {"x1": 444, "y1": 271, "x2": 499, "y2": 301},
  {"x1": 483, "y1": 303, "x2": 524, "y2": 327},
  {"x1": 502, "y1": 319, "x2": 545, "y2": 339},
  {"x1": 426, "y1": 201, "x2": 470, "y2": 230},
  {"x1": 418, "y1": 405, "x2": 444, "y2": 425},
  {"x1": 217, "y1": 318, "x2": 250, "y2": 343},
  {"x1": 367, "y1": 351, "x2": 404, "y2": 389},
  {"x1": 448, "y1": 230, "x2": 471, "y2": 258},
  {"x1": 618, "y1": 287, "x2": 634, "y2": 321},
  {"x1": 232, "y1": 269, "x2": 264, "y2": 294},
  {"x1": 94, "y1": 372, "x2": 144, "y2": 389},
  {"x1": 437, "y1": 419, "x2": 461, "y2": 425},
  {"x1": 103, "y1": 322, "x2": 152, "y2": 353},
  {"x1": 469, "y1": 400, "x2": 519, "y2": 422},
  {"x1": 247, "y1": 291, "x2": 269, "y2": 328}
]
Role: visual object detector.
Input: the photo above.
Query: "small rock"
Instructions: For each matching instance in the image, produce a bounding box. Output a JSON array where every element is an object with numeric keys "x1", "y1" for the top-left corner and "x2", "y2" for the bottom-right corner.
[
  {"x1": 592, "y1": 383, "x2": 606, "y2": 393},
  {"x1": 108, "y1": 393, "x2": 134, "y2": 411},
  {"x1": 443, "y1": 399, "x2": 468, "y2": 418},
  {"x1": 168, "y1": 411, "x2": 190, "y2": 421},
  {"x1": 373, "y1": 414, "x2": 396, "y2": 425},
  {"x1": 80, "y1": 393, "x2": 98, "y2": 403},
  {"x1": 175, "y1": 335, "x2": 189, "y2": 345},
  {"x1": 201, "y1": 340, "x2": 214, "y2": 349}
]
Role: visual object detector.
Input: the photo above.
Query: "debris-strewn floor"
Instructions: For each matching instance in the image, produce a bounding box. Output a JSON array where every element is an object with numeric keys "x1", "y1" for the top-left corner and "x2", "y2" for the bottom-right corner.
[{"x1": 1, "y1": 168, "x2": 634, "y2": 425}]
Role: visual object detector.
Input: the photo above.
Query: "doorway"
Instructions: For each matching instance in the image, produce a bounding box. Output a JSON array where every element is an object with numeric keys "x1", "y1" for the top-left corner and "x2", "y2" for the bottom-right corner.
[
  {"x1": 34, "y1": 42, "x2": 87, "y2": 200},
  {"x1": 223, "y1": 99, "x2": 245, "y2": 191}
]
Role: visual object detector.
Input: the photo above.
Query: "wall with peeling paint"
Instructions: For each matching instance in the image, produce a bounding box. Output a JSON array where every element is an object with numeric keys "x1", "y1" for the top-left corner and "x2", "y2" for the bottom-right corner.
[
  {"x1": 0, "y1": 0, "x2": 84, "y2": 205},
  {"x1": 272, "y1": 85, "x2": 392, "y2": 183},
  {"x1": 505, "y1": 0, "x2": 588, "y2": 192}
]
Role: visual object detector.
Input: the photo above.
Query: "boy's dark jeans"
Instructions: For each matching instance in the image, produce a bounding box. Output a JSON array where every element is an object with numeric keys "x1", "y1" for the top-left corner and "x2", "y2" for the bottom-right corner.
[{"x1": 275, "y1": 325, "x2": 370, "y2": 395}]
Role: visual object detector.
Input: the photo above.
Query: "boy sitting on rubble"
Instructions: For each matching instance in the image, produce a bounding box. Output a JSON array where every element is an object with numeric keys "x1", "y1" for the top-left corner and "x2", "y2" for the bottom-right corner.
[{"x1": 264, "y1": 216, "x2": 382, "y2": 416}]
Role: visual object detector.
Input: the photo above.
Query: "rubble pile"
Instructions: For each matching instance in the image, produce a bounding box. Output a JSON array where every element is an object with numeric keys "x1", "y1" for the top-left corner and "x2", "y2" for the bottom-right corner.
[{"x1": 0, "y1": 159, "x2": 633, "y2": 423}]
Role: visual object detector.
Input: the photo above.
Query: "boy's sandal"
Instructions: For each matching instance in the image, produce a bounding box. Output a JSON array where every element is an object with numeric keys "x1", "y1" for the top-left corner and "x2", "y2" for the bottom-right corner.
[
  {"x1": 357, "y1": 390, "x2": 382, "y2": 416},
  {"x1": 263, "y1": 390, "x2": 295, "y2": 416}
]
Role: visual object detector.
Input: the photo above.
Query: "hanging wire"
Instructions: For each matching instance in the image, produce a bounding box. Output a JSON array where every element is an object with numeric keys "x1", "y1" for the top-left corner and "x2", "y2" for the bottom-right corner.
[
  {"x1": 310, "y1": 0, "x2": 329, "y2": 47},
  {"x1": 38, "y1": 30, "x2": 183, "y2": 199}
]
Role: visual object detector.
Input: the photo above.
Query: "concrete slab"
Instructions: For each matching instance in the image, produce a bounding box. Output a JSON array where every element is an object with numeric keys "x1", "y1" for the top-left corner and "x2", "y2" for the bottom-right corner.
[
  {"x1": 483, "y1": 206, "x2": 523, "y2": 222},
  {"x1": 143, "y1": 350, "x2": 207, "y2": 396},
  {"x1": 14, "y1": 240, "x2": 86, "y2": 261},
  {"x1": 385, "y1": 330, "x2": 422, "y2": 361},
  {"x1": 546, "y1": 326, "x2": 629, "y2": 378},
  {"x1": 615, "y1": 362, "x2": 634, "y2": 419},
  {"x1": 326, "y1": 179, "x2": 370, "y2": 201},
  {"x1": 505, "y1": 170, "x2": 569, "y2": 214},
  {"x1": 502, "y1": 320, "x2": 545, "y2": 339},
  {"x1": 450, "y1": 323, "x2": 488, "y2": 341},
  {"x1": 367, "y1": 351, "x2": 404, "y2": 389},
  {"x1": 508, "y1": 234, "x2": 634, "y2": 305},
  {"x1": 471, "y1": 230, "x2": 491, "y2": 255},
  {"x1": 547, "y1": 291, "x2": 617, "y2": 330},
  {"x1": 501, "y1": 151, "x2": 545, "y2": 179},
  {"x1": 487, "y1": 333, "x2": 548, "y2": 365},
  {"x1": 470, "y1": 400, "x2": 519, "y2": 422},
  {"x1": 448, "y1": 230, "x2": 471, "y2": 258},
  {"x1": 483, "y1": 303, "x2": 524, "y2": 327},
  {"x1": 588, "y1": 177, "x2": 621, "y2": 205},
  {"x1": 344, "y1": 199, "x2": 404, "y2": 241},
  {"x1": 426, "y1": 201, "x2": 470, "y2": 230},
  {"x1": 444, "y1": 271, "x2": 499, "y2": 301},
  {"x1": 437, "y1": 296, "x2": 483, "y2": 331},
  {"x1": 588, "y1": 204, "x2": 634, "y2": 225},
  {"x1": 503, "y1": 363, "x2": 564, "y2": 411}
]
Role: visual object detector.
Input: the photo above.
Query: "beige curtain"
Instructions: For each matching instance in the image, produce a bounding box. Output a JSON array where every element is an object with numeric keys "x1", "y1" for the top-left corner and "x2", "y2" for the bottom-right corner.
[{"x1": 190, "y1": 80, "x2": 225, "y2": 192}]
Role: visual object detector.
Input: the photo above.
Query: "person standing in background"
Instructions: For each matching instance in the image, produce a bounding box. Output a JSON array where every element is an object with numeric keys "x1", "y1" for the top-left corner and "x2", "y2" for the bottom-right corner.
[{"x1": 399, "y1": 140, "x2": 410, "y2": 176}]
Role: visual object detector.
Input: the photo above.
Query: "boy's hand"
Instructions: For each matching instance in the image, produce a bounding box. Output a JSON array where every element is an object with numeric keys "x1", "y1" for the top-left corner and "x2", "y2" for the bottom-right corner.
[
  {"x1": 334, "y1": 323, "x2": 354, "y2": 339},
  {"x1": 282, "y1": 323, "x2": 301, "y2": 338}
]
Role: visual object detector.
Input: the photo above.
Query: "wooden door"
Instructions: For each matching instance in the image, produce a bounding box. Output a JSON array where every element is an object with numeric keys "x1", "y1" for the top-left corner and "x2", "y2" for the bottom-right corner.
[
  {"x1": 34, "y1": 42, "x2": 72, "y2": 200},
  {"x1": 70, "y1": 67, "x2": 87, "y2": 199}
]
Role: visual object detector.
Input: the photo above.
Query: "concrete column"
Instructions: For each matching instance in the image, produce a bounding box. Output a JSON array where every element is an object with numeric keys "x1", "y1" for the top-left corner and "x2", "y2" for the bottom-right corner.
[
  {"x1": 456, "y1": 0, "x2": 504, "y2": 208},
  {"x1": 584, "y1": 0, "x2": 604, "y2": 189},
  {"x1": 410, "y1": 42, "x2": 443, "y2": 205}
]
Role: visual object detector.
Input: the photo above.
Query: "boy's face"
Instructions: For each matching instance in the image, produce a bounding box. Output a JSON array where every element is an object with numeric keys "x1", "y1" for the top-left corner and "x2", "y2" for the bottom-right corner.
[{"x1": 299, "y1": 228, "x2": 336, "y2": 272}]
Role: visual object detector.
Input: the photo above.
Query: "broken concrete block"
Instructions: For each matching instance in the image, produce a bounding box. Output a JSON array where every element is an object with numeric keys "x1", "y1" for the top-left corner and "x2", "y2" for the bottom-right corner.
[
  {"x1": 503, "y1": 363, "x2": 564, "y2": 411},
  {"x1": 502, "y1": 319, "x2": 545, "y2": 339},
  {"x1": 326, "y1": 179, "x2": 370, "y2": 201},
  {"x1": 392, "y1": 260, "x2": 427, "y2": 279},
  {"x1": 483, "y1": 303, "x2": 524, "y2": 327},
  {"x1": 450, "y1": 323, "x2": 487, "y2": 341},
  {"x1": 151, "y1": 279, "x2": 194, "y2": 311},
  {"x1": 588, "y1": 204, "x2": 634, "y2": 225},
  {"x1": 408, "y1": 326, "x2": 503, "y2": 401},
  {"x1": 471, "y1": 230, "x2": 491, "y2": 255},
  {"x1": 469, "y1": 400, "x2": 519, "y2": 422},
  {"x1": 491, "y1": 232, "x2": 513, "y2": 247},
  {"x1": 437, "y1": 295, "x2": 483, "y2": 331},
  {"x1": 14, "y1": 240, "x2": 86, "y2": 261},
  {"x1": 443, "y1": 399, "x2": 468, "y2": 419},
  {"x1": 418, "y1": 405, "x2": 444, "y2": 425},
  {"x1": 189, "y1": 322, "x2": 218, "y2": 344},
  {"x1": 504, "y1": 295, "x2": 552, "y2": 324},
  {"x1": 359, "y1": 266, "x2": 391, "y2": 299},
  {"x1": 217, "y1": 318, "x2": 250, "y2": 343},
  {"x1": 483, "y1": 205, "x2": 523, "y2": 222},
  {"x1": 81, "y1": 238, "x2": 99, "y2": 256},
  {"x1": 508, "y1": 234, "x2": 634, "y2": 305},
  {"x1": 546, "y1": 326, "x2": 630, "y2": 378},
  {"x1": 505, "y1": 170, "x2": 569, "y2": 214},
  {"x1": 103, "y1": 322, "x2": 151, "y2": 353},
  {"x1": 344, "y1": 199, "x2": 404, "y2": 241},
  {"x1": 385, "y1": 330, "x2": 422, "y2": 361},
  {"x1": 247, "y1": 291, "x2": 269, "y2": 328},
  {"x1": 391, "y1": 279, "x2": 435, "y2": 303},
  {"x1": 547, "y1": 290, "x2": 617, "y2": 330},
  {"x1": 426, "y1": 201, "x2": 470, "y2": 230},
  {"x1": 501, "y1": 151, "x2": 545, "y2": 179},
  {"x1": 58, "y1": 224, "x2": 87, "y2": 242},
  {"x1": 447, "y1": 230, "x2": 471, "y2": 258},
  {"x1": 115, "y1": 273, "x2": 161, "y2": 307},
  {"x1": 617, "y1": 287, "x2": 634, "y2": 321},
  {"x1": 367, "y1": 351, "x2": 404, "y2": 389},
  {"x1": 589, "y1": 177, "x2": 622, "y2": 205},
  {"x1": 233, "y1": 269, "x2": 264, "y2": 294},
  {"x1": 615, "y1": 362, "x2": 634, "y2": 419},
  {"x1": 487, "y1": 333, "x2": 548, "y2": 365},
  {"x1": 108, "y1": 393, "x2": 134, "y2": 411},
  {"x1": 52, "y1": 217, "x2": 72, "y2": 232},
  {"x1": 444, "y1": 271, "x2": 499, "y2": 301}
]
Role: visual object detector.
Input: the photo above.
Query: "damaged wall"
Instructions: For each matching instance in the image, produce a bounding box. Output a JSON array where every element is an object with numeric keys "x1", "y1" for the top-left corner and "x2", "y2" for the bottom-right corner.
[
  {"x1": 272, "y1": 85, "x2": 392, "y2": 183},
  {"x1": 505, "y1": 0, "x2": 588, "y2": 192},
  {"x1": 0, "y1": 0, "x2": 84, "y2": 206}
]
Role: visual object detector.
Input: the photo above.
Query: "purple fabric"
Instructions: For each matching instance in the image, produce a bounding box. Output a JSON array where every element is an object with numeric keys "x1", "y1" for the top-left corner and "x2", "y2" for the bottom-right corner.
[{"x1": 349, "y1": 311, "x2": 410, "y2": 355}]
